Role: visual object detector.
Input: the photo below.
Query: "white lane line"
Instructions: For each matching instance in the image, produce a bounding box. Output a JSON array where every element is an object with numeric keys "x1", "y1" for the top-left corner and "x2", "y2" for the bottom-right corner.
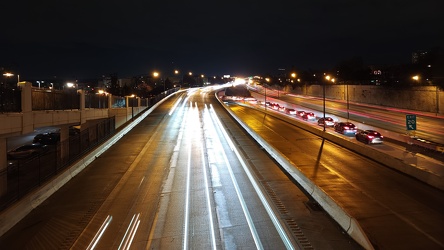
[
  {"x1": 118, "y1": 213, "x2": 141, "y2": 250},
  {"x1": 86, "y1": 215, "x2": 113, "y2": 250},
  {"x1": 169, "y1": 96, "x2": 183, "y2": 116},
  {"x1": 209, "y1": 104, "x2": 295, "y2": 250},
  {"x1": 202, "y1": 104, "x2": 218, "y2": 250},
  {"x1": 183, "y1": 101, "x2": 196, "y2": 250},
  {"x1": 206, "y1": 104, "x2": 264, "y2": 250}
]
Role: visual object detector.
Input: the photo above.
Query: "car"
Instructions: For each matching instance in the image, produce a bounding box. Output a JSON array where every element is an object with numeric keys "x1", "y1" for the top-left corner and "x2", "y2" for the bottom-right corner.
[
  {"x1": 318, "y1": 117, "x2": 335, "y2": 127},
  {"x1": 271, "y1": 103, "x2": 281, "y2": 110},
  {"x1": 355, "y1": 130, "x2": 384, "y2": 144},
  {"x1": 7, "y1": 144, "x2": 49, "y2": 160},
  {"x1": 33, "y1": 132, "x2": 60, "y2": 145},
  {"x1": 296, "y1": 111, "x2": 306, "y2": 117},
  {"x1": 302, "y1": 112, "x2": 316, "y2": 120},
  {"x1": 278, "y1": 106, "x2": 286, "y2": 112},
  {"x1": 334, "y1": 122, "x2": 357, "y2": 135},
  {"x1": 285, "y1": 108, "x2": 297, "y2": 115}
]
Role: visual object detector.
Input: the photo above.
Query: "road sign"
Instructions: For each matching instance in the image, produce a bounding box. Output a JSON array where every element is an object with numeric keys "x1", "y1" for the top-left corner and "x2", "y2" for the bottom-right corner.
[{"x1": 406, "y1": 114, "x2": 416, "y2": 130}]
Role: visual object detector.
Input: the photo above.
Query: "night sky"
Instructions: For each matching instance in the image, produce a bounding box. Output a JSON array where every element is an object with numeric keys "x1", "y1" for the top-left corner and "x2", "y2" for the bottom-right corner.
[{"x1": 2, "y1": 0, "x2": 444, "y2": 79}]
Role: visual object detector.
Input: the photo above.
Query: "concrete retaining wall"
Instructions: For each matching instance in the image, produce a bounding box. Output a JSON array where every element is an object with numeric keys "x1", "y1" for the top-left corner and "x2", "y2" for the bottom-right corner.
[
  {"x1": 289, "y1": 85, "x2": 443, "y2": 115},
  {"x1": 0, "y1": 96, "x2": 169, "y2": 237}
]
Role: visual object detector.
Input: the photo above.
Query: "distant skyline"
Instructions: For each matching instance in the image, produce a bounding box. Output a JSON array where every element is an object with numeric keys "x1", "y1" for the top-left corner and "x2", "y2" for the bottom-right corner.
[{"x1": 2, "y1": 1, "x2": 443, "y2": 80}]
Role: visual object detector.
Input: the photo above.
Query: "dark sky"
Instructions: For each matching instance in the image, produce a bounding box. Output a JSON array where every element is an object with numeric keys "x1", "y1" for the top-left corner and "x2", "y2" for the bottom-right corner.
[{"x1": 2, "y1": 0, "x2": 444, "y2": 79}]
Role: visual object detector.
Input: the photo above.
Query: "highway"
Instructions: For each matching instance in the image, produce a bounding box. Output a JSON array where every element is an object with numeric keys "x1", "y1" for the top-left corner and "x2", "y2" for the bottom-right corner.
[
  {"x1": 225, "y1": 87, "x2": 444, "y2": 249},
  {"x1": 254, "y1": 86, "x2": 444, "y2": 146},
  {"x1": 0, "y1": 88, "x2": 361, "y2": 249}
]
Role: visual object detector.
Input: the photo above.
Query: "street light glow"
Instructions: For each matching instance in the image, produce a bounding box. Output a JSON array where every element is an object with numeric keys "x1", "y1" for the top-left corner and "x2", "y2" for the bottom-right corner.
[{"x1": 153, "y1": 72, "x2": 159, "y2": 77}]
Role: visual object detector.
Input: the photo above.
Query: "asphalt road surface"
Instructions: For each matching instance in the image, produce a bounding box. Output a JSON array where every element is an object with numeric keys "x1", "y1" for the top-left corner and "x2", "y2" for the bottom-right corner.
[{"x1": 0, "y1": 88, "x2": 361, "y2": 249}]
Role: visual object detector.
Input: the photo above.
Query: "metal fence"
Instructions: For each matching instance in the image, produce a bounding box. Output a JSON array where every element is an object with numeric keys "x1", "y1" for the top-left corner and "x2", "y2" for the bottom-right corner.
[
  {"x1": 85, "y1": 93, "x2": 108, "y2": 109},
  {"x1": 32, "y1": 88, "x2": 80, "y2": 111},
  {"x1": 111, "y1": 95, "x2": 126, "y2": 108},
  {"x1": 0, "y1": 117, "x2": 115, "y2": 211},
  {"x1": 0, "y1": 88, "x2": 180, "y2": 211},
  {"x1": 0, "y1": 86, "x2": 21, "y2": 112}
]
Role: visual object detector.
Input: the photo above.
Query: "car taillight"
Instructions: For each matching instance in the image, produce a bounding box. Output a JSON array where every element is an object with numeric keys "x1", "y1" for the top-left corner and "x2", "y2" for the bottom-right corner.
[
  {"x1": 367, "y1": 136, "x2": 374, "y2": 139},
  {"x1": 344, "y1": 126, "x2": 349, "y2": 129}
]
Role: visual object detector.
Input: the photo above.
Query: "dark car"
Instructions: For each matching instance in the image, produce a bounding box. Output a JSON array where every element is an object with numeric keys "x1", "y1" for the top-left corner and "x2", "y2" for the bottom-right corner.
[
  {"x1": 302, "y1": 112, "x2": 316, "y2": 121},
  {"x1": 7, "y1": 144, "x2": 49, "y2": 160},
  {"x1": 334, "y1": 122, "x2": 357, "y2": 135},
  {"x1": 318, "y1": 117, "x2": 335, "y2": 127},
  {"x1": 355, "y1": 130, "x2": 384, "y2": 144},
  {"x1": 33, "y1": 132, "x2": 60, "y2": 145},
  {"x1": 296, "y1": 111, "x2": 306, "y2": 117}
]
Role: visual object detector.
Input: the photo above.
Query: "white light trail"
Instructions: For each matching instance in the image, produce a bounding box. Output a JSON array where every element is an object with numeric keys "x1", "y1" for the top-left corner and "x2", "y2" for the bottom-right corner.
[
  {"x1": 206, "y1": 105, "x2": 264, "y2": 249},
  {"x1": 202, "y1": 104, "x2": 218, "y2": 250},
  {"x1": 209, "y1": 104, "x2": 295, "y2": 250},
  {"x1": 86, "y1": 215, "x2": 113, "y2": 250},
  {"x1": 183, "y1": 101, "x2": 196, "y2": 250},
  {"x1": 169, "y1": 96, "x2": 183, "y2": 116},
  {"x1": 118, "y1": 213, "x2": 141, "y2": 250}
]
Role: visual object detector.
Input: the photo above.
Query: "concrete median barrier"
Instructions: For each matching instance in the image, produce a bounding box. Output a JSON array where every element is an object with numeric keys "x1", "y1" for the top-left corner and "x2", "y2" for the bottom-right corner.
[{"x1": 217, "y1": 93, "x2": 375, "y2": 249}]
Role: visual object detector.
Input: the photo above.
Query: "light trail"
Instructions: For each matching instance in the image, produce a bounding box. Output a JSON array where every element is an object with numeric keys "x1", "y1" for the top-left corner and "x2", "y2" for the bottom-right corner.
[
  {"x1": 86, "y1": 215, "x2": 113, "y2": 250},
  {"x1": 206, "y1": 104, "x2": 264, "y2": 249},
  {"x1": 183, "y1": 101, "x2": 197, "y2": 250},
  {"x1": 209, "y1": 103, "x2": 295, "y2": 250},
  {"x1": 118, "y1": 213, "x2": 141, "y2": 250},
  {"x1": 202, "y1": 104, "x2": 219, "y2": 250},
  {"x1": 169, "y1": 96, "x2": 183, "y2": 116}
]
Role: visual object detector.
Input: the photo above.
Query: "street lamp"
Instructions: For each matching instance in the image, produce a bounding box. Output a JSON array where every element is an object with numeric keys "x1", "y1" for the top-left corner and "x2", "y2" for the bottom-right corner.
[
  {"x1": 153, "y1": 71, "x2": 164, "y2": 92},
  {"x1": 3, "y1": 72, "x2": 14, "y2": 88}
]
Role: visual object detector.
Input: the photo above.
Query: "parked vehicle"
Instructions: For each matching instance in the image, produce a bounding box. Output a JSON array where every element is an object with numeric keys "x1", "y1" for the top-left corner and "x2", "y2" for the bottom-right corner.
[
  {"x1": 317, "y1": 117, "x2": 335, "y2": 127},
  {"x1": 355, "y1": 130, "x2": 384, "y2": 144},
  {"x1": 302, "y1": 112, "x2": 316, "y2": 120},
  {"x1": 334, "y1": 122, "x2": 357, "y2": 135},
  {"x1": 296, "y1": 111, "x2": 306, "y2": 117},
  {"x1": 7, "y1": 144, "x2": 48, "y2": 160},
  {"x1": 33, "y1": 132, "x2": 60, "y2": 145}
]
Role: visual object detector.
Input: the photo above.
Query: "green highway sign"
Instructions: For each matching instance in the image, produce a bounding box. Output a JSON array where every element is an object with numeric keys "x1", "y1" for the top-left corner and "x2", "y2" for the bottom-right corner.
[{"x1": 406, "y1": 114, "x2": 416, "y2": 130}]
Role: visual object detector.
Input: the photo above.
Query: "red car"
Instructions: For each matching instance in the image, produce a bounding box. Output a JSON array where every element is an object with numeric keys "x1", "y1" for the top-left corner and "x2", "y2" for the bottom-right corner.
[{"x1": 355, "y1": 130, "x2": 384, "y2": 144}]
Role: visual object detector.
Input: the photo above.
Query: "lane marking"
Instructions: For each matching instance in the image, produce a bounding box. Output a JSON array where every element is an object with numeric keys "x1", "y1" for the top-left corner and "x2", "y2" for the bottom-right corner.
[
  {"x1": 86, "y1": 215, "x2": 113, "y2": 250},
  {"x1": 210, "y1": 103, "x2": 295, "y2": 250},
  {"x1": 118, "y1": 213, "x2": 141, "y2": 250},
  {"x1": 207, "y1": 104, "x2": 264, "y2": 249},
  {"x1": 202, "y1": 104, "x2": 218, "y2": 250}
]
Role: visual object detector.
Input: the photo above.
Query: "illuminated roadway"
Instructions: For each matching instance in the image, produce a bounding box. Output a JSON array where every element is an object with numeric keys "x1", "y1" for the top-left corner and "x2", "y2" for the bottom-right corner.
[
  {"x1": 0, "y1": 88, "x2": 361, "y2": 249},
  {"x1": 227, "y1": 90, "x2": 444, "y2": 249},
  {"x1": 254, "y1": 87, "x2": 444, "y2": 146}
]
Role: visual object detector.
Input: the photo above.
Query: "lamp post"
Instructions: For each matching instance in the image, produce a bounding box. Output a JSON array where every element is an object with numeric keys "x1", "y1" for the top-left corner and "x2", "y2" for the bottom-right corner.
[
  {"x1": 346, "y1": 83, "x2": 350, "y2": 120},
  {"x1": 323, "y1": 75, "x2": 329, "y2": 131},
  {"x1": 265, "y1": 77, "x2": 270, "y2": 111},
  {"x1": 130, "y1": 94, "x2": 135, "y2": 120}
]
